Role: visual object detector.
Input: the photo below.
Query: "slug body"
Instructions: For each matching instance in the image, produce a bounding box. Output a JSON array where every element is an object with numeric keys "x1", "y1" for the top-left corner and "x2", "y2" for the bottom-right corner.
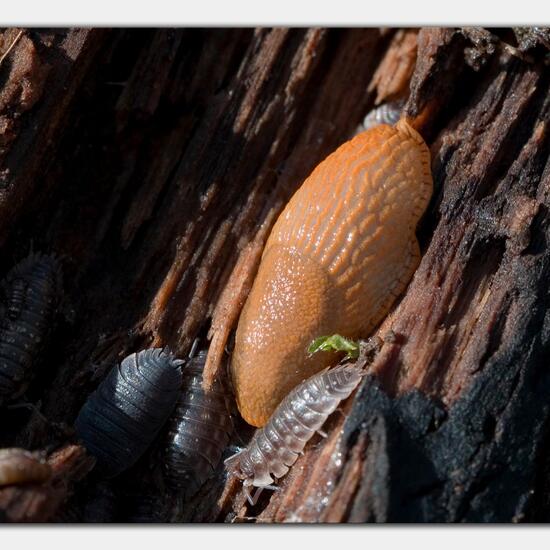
[
  {"x1": 163, "y1": 350, "x2": 233, "y2": 500},
  {"x1": 0, "y1": 253, "x2": 61, "y2": 403},
  {"x1": 231, "y1": 119, "x2": 432, "y2": 427},
  {"x1": 225, "y1": 362, "x2": 364, "y2": 497},
  {"x1": 75, "y1": 348, "x2": 183, "y2": 478}
]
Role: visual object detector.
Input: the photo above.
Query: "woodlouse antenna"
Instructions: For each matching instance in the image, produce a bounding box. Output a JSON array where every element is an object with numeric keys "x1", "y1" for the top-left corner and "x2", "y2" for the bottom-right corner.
[
  {"x1": 247, "y1": 485, "x2": 280, "y2": 506},
  {"x1": 188, "y1": 337, "x2": 200, "y2": 359},
  {"x1": 223, "y1": 449, "x2": 245, "y2": 478}
]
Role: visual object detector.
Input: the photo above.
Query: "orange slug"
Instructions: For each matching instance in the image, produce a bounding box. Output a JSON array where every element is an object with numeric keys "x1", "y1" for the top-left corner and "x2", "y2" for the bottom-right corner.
[{"x1": 231, "y1": 118, "x2": 432, "y2": 427}]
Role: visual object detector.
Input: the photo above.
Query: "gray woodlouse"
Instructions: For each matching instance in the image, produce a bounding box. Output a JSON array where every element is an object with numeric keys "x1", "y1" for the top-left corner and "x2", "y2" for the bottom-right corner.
[
  {"x1": 0, "y1": 253, "x2": 61, "y2": 403},
  {"x1": 163, "y1": 346, "x2": 233, "y2": 501},
  {"x1": 225, "y1": 339, "x2": 380, "y2": 504},
  {"x1": 74, "y1": 348, "x2": 183, "y2": 478},
  {"x1": 361, "y1": 100, "x2": 404, "y2": 130},
  {"x1": 0, "y1": 448, "x2": 51, "y2": 487}
]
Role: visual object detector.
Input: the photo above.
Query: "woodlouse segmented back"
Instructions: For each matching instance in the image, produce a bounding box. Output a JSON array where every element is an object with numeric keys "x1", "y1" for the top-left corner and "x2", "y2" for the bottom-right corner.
[
  {"x1": 361, "y1": 100, "x2": 404, "y2": 130},
  {"x1": 74, "y1": 348, "x2": 183, "y2": 478},
  {"x1": 225, "y1": 339, "x2": 380, "y2": 503},
  {"x1": 163, "y1": 349, "x2": 233, "y2": 501},
  {"x1": 0, "y1": 253, "x2": 61, "y2": 403}
]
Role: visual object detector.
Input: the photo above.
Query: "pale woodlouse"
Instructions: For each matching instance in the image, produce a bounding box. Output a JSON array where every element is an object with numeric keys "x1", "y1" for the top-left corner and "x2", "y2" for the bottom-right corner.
[
  {"x1": 74, "y1": 348, "x2": 183, "y2": 478},
  {"x1": 231, "y1": 118, "x2": 433, "y2": 427},
  {"x1": 163, "y1": 346, "x2": 233, "y2": 502},
  {"x1": 0, "y1": 448, "x2": 51, "y2": 487},
  {"x1": 361, "y1": 100, "x2": 404, "y2": 130},
  {"x1": 0, "y1": 253, "x2": 61, "y2": 403},
  {"x1": 225, "y1": 339, "x2": 380, "y2": 504}
]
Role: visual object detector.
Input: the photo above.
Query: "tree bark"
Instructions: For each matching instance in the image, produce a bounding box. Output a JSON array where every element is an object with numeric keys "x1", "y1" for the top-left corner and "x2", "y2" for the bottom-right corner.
[{"x1": 0, "y1": 27, "x2": 549, "y2": 523}]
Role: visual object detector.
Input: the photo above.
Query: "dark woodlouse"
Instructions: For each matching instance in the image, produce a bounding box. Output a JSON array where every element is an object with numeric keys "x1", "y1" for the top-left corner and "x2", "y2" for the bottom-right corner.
[
  {"x1": 163, "y1": 348, "x2": 233, "y2": 501},
  {"x1": 225, "y1": 339, "x2": 380, "y2": 504},
  {"x1": 75, "y1": 348, "x2": 183, "y2": 478},
  {"x1": 0, "y1": 253, "x2": 61, "y2": 403}
]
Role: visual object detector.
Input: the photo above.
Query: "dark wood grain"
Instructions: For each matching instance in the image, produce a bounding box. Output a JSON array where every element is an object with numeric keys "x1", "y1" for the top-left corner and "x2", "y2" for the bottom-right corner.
[{"x1": 0, "y1": 27, "x2": 549, "y2": 523}]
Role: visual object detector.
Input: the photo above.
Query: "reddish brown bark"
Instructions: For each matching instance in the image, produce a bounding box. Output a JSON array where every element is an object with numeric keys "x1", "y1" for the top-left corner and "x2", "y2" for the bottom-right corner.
[{"x1": 0, "y1": 27, "x2": 549, "y2": 523}]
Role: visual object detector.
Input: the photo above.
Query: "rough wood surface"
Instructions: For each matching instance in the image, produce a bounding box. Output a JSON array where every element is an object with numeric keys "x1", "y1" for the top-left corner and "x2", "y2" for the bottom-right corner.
[{"x1": 0, "y1": 27, "x2": 549, "y2": 523}]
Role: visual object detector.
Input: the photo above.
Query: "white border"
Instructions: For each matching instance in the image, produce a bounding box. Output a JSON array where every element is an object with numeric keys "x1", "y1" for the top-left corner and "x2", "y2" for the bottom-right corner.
[
  {"x1": 0, "y1": 0, "x2": 549, "y2": 26},
  {"x1": 1, "y1": 3, "x2": 550, "y2": 543},
  {"x1": 2, "y1": 526, "x2": 550, "y2": 549}
]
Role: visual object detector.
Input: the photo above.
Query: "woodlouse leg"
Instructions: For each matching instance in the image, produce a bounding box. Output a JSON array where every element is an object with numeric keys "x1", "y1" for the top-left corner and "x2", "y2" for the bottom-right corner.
[
  {"x1": 244, "y1": 484, "x2": 255, "y2": 505},
  {"x1": 188, "y1": 337, "x2": 200, "y2": 359},
  {"x1": 247, "y1": 485, "x2": 280, "y2": 506},
  {"x1": 256, "y1": 485, "x2": 280, "y2": 505},
  {"x1": 226, "y1": 444, "x2": 244, "y2": 455},
  {"x1": 250, "y1": 487, "x2": 263, "y2": 506},
  {"x1": 316, "y1": 429, "x2": 328, "y2": 438}
]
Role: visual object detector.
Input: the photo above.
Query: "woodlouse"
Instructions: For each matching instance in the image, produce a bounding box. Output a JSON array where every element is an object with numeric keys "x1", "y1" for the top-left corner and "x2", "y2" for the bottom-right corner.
[
  {"x1": 0, "y1": 253, "x2": 61, "y2": 403},
  {"x1": 231, "y1": 118, "x2": 433, "y2": 427},
  {"x1": 225, "y1": 339, "x2": 380, "y2": 504},
  {"x1": 163, "y1": 347, "x2": 233, "y2": 501},
  {"x1": 74, "y1": 348, "x2": 183, "y2": 478},
  {"x1": 0, "y1": 448, "x2": 51, "y2": 487},
  {"x1": 361, "y1": 100, "x2": 404, "y2": 130}
]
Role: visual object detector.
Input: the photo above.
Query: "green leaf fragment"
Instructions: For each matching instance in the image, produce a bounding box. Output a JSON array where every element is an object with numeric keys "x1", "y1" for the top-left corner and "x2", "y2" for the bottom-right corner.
[{"x1": 307, "y1": 334, "x2": 360, "y2": 359}]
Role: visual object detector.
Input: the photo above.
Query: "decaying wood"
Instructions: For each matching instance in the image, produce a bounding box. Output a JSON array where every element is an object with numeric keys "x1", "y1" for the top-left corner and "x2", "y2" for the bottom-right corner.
[
  {"x1": 0, "y1": 27, "x2": 549, "y2": 523},
  {"x1": 0, "y1": 28, "x2": 106, "y2": 247},
  {"x1": 368, "y1": 28, "x2": 418, "y2": 105},
  {"x1": 204, "y1": 232, "x2": 265, "y2": 389},
  {"x1": 0, "y1": 445, "x2": 94, "y2": 522}
]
